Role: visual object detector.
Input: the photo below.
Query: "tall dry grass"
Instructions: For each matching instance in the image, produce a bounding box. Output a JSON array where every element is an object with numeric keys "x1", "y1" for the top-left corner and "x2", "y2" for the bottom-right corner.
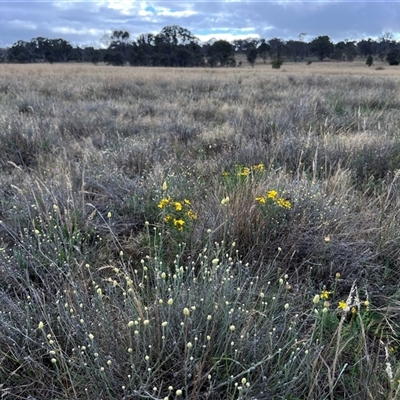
[{"x1": 1, "y1": 63, "x2": 400, "y2": 399}]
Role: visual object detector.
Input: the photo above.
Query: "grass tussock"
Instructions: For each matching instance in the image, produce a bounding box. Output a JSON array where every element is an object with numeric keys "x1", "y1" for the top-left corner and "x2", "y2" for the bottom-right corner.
[{"x1": 1, "y1": 63, "x2": 400, "y2": 399}]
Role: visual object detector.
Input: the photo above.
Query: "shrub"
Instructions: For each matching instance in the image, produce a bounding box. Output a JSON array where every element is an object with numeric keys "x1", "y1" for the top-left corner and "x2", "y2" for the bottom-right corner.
[
  {"x1": 386, "y1": 49, "x2": 400, "y2": 66},
  {"x1": 271, "y1": 58, "x2": 284, "y2": 69}
]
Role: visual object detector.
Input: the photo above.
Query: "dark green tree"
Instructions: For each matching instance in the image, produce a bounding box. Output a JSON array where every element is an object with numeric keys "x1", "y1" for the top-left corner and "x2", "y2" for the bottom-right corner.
[
  {"x1": 357, "y1": 38, "x2": 376, "y2": 57},
  {"x1": 257, "y1": 40, "x2": 270, "y2": 63},
  {"x1": 30, "y1": 37, "x2": 51, "y2": 61},
  {"x1": 232, "y1": 39, "x2": 246, "y2": 53},
  {"x1": 310, "y1": 35, "x2": 334, "y2": 61},
  {"x1": 76, "y1": 46, "x2": 97, "y2": 63},
  {"x1": 246, "y1": 47, "x2": 258, "y2": 67},
  {"x1": 0, "y1": 47, "x2": 9, "y2": 63},
  {"x1": 207, "y1": 40, "x2": 235, "y2": 67},
  {"x1": 104, "y1": 52, "x2": 124, "y2": 66},
  {"x1": 134, "y1": 33, "x2": 155, "y2": 66},
  {"x1": 151, "y1": 26, "x2": 199, "y2": 67},
  {"x1": 366, "y1": 55, "x2": 373, "y2": 67},
  {"x1": 241, "y1": 38, "x2": 259, "y2": 53},
  {"x1": 184, "y1": 41, "x2": 204, "y2": 67},
  {"x1": 286, "y1": 39, "x2": 308, "y2": 62},
  {"x1": 107, "y1": 30, "x2": 131, "y2": 64},
  {"x1": 137, "y1": 33, "x2": 155, "y2": 46},
  {"x1": 91, "y1": 53, "x2": 100, "y2": 65},
  {"x1": 9, "y1": 40, "x2": 36, "y2": 62},
  {"x1": 333, "y1": 40, "x2": 357, "y2": 61},
  {"x1": 386, "y1": 49, "x2": 400, "y2": 65},
  {"x1": 49, "y1": 38, "x2": 73, "y2": 62},
  {"x1": 156, "y1": 25, "x2": 198, "y2": 46},
  {"x1": 344, "y1": 40, "x2": 358, "y2": 61},
  {"x1": 332, "y1": 41, "x2": 346, "y2": 60},
  {"x1": 376, "y1": 32, "x2": 396, "y2": 61},
  {"x1": 271, "y1": 58, "x2": 284, "y2": 69},
  {"x1": 175, "y1": 47, "x2": 192, "y2": 67},
  {"x1": 268, "y1": 38, "x2": 286, "y2": 59}
]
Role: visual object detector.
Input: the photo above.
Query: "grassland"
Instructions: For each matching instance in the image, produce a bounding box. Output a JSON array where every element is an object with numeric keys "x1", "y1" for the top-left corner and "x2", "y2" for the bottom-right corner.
[{"x1": 1, "y1": 61, "x2": 400, "y2": 399}]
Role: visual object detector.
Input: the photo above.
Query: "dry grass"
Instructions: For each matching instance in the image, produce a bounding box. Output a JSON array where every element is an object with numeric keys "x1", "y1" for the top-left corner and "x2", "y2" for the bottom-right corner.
[{"x1": 1, "y1": 62, "x2": 400, "y2": 399}]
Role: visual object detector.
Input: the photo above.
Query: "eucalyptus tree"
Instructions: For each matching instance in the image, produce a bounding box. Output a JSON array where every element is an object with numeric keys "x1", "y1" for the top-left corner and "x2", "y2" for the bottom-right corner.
[
  {"x1": 156, "y1": 25, "x2": 198, "y2": 46},
  {"x1": 207, "y1": 40, "x2": 235, "y2": 67},
  {"x1": 246, "y1": 45, "x2": 258, "y2": 67},
  {"x1": 268, "y1": 38, "x2": 286, "y2": 59},
  {"x1": 286, "y1": 39, "x2": 308, "y2": 62},
  {"x1": 153, "y1": 26, "x2": 199, "y2": 66},
  {"x1": 0, "y1": 46, "x2": 9, "y2": 63},
  {"x1": 9, "y1": 40, "x2": 36, "y2": 62},
  {"x1": 310, "y1": 35, "x2": 334, "y2": 61},
  {"x1": 357, "y1": 38, "x2": 377, "y2": 57},
  {"x1": 257, "y1": 40, "x2": 270, "y2": 63}
]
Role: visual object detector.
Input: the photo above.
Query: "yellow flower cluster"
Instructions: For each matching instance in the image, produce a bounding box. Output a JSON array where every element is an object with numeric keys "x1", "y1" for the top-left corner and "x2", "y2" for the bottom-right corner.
[
  {"x1": 255, "y1": 189, "x2": 292, "y2": 209},
  {"x1": 320, "y1": 290, "x2": 333, "y2": 300},
  {"x1": 222, "y1": 163, "x2": 265, "y2": 177},
  {"x1": 238, "y1": 166, "x2": 251, "y2": 177},
  {"x1": 158, "y1": 197, "x2": 196, "y2": 231}
]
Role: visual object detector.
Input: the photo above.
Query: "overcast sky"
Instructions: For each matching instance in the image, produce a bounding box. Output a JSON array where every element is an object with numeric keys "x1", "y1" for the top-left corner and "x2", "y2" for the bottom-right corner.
[{"x1": 1, "y1": 1, "x2": 399, "y2": 48}]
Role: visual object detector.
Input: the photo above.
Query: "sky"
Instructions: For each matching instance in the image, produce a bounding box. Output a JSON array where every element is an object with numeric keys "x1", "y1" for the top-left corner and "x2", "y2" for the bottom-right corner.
[{"x1": 1, "y1": 1, "x2": 399, "y2": 48}]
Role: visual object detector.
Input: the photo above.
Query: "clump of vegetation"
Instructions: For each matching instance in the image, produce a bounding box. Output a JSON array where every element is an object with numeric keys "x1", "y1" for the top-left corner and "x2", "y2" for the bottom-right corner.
[
  {"x1": 1, "y1": 64, "x2": 400, "y2": 398},
  {"x1": 271, "y1": 58, "x2": 284, "y2": 69},
  {"x1": 387, "y1": 49, "x2": 400, "y2": 65}
]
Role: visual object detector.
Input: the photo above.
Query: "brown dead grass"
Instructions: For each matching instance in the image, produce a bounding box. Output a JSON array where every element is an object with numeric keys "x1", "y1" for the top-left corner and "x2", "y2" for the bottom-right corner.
[{"x1": 1, "y1": 61, "x2": 400, "y2": 398}]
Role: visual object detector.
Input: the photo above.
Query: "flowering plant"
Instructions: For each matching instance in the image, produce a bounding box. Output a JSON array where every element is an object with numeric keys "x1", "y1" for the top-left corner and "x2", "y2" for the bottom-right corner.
[
  {"x1": 222, "y1": 163, "x2": 265, "y2": 179},
  {"x1": 255, "y1": 189, "x2": 292, "y2": 210},
  {"x1": 158, "y1": 196, "x2": 196, "y2": 231}
]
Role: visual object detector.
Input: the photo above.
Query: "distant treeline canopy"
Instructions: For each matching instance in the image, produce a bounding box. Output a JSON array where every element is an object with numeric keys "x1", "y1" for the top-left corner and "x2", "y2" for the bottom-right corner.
[{"x1": 1, "y1": 26, "x2": 400, "y2": 66}]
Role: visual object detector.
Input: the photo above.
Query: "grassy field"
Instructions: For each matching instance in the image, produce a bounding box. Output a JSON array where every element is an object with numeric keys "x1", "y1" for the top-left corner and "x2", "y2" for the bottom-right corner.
[{"x1": 1, "y1": 61, "x2": 400, "y2": 399}]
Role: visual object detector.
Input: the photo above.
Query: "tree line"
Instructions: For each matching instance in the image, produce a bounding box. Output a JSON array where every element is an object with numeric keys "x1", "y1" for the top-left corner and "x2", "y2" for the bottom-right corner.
[{"x1": 1, "y1": 26, "x2": 400, "y2": 67}]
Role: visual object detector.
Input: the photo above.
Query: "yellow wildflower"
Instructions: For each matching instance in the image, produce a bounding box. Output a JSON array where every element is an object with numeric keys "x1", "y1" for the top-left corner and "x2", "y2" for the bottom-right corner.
[
  {"x1": 173, "y1": 219, "x2": 185, "y2": 231},
  {"x1": 238, "y1": 167, "x2": 250, "y2": 176},
  {"x1": 174, "y1": 201, "x2": 183, "y2": 211},
  {"x1": 255, "y1": 196, "x2": 266, "y2": 204},
  {"x1": 277, "y1": 197, "x2": 292, "y2": 209},
  {"x1": 253, "y1": 163, "x2": 264, "y2": 172},
  {"x1": 158, "y1": 197, "x2": 171, "y2": 208},
  {"x1": 338, "y1": 300, "x2": 348, "y2": 311},
  {"x1": 164, "y1": 215, "x2": 172, "y2": 223},
  {"x1": 267, "y1": 190, "x2": 278, "y2": 200},
  {"x1": 187, "y1": 210, "x2": 197, "y2": 220},
  {"x1": 184, "y1": 199, "x2": 191, "y2": 205},
  {"x1": 320, "y1": 290, "x2": 332, "y2": 300}
]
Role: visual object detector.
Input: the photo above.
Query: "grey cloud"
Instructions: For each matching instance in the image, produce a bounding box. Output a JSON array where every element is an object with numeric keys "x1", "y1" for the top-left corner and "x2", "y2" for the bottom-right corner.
[{"x1": 0, "y1": 1, "x2": 399, "y2": 47}]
